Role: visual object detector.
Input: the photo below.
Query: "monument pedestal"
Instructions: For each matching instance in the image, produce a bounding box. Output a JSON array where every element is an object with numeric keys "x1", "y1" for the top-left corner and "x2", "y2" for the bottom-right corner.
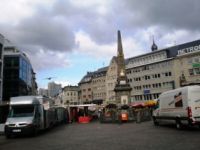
[{"x1": 114, "y1": 81, "x2": 132, "y2": 105}]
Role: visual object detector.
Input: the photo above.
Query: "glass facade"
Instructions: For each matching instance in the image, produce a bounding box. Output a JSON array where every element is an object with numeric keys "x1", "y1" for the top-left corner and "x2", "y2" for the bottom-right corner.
[
  {"x1": 0, "y1": 43, "x2": 3, "y2": 101},
  {"x1": 3, "y1": 55, "x2": 33, "y2": 101},
  {"x1": 19, "y1": 57, "x2": 32, "y2": 86}
]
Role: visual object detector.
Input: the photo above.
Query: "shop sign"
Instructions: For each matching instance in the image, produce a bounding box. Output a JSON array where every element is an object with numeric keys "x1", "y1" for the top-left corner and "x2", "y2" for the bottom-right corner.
[
  {"x1": 192, "y1": 63, "x2": 200, "y2": 68},
  {"x1": 178, "y1": 45, "x2": 200, "y2": 55}
]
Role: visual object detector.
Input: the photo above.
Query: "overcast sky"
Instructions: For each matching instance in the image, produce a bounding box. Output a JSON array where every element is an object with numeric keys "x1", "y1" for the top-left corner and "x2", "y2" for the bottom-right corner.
[{"x1": 1, "y1": 0, "x2": 200, "y2": 88}]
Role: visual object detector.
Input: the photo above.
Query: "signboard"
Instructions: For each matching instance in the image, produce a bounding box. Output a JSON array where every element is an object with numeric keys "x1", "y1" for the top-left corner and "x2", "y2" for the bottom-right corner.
[
  {"x1": 178, "y1": 44, "x2": 200, "y2": 55},
  {"x1": 121, "y1": 95, "x2": 128, "y2": 105},
  {"x1": 192, "y1": 63, "x2": 200, "y2": 68},
  {"x1": 144, "y1": 89, "x2": 150, "y2": 95}
]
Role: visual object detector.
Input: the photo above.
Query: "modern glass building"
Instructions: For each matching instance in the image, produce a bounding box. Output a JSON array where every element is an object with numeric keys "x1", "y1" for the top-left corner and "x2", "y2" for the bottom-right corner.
[
  {"x1": 3, "y1": 46, "x2": 37, "y2": 101},
  {"x1": 0, "y1": 34, "x2": 4, "y2": 101}
]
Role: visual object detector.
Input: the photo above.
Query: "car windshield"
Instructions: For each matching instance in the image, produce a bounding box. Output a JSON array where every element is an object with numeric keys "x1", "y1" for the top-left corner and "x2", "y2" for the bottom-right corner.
[{"x1": 8, "y1": 105, "x2": 34, "y2": 117}]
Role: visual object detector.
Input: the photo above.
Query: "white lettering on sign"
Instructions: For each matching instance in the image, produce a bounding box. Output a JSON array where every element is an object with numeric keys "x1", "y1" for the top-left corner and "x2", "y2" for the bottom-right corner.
[{"x1": 178, "y1": 45, "x2": 200, "y2": 55}]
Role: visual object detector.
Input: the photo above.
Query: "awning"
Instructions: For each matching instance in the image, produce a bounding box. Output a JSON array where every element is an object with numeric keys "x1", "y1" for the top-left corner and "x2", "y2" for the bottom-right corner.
[
  {"x1": 131, "y1": 102, "x2": 145, "y2": 108},
  {"x1": 145, "y1": 100, "x2": 157, "y2": 106}
]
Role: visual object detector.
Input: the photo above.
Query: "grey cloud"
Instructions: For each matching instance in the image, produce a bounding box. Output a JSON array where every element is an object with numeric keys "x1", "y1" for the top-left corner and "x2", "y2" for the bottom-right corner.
[
  {"x1": 2, "y1": 0, "x2": 200, "y2": 50},
  {"x1": 52, "y1": 0, "x2": 118, "y2": 44},
  {"x1": 119, "y1": 0, "x2": 200, "y2": 31},
  {"x1": 1, "y1": 0, "x2": 200, "y2": 72},
  {"x1": 26, "y1": 49, "x2": 70, "y2": 71},
  {"x1": 51, "y1": 0, "x2": 200, "y2": 45},
  {"x1": 16, "y1": 14, "x2": 76, "y2": 52}
]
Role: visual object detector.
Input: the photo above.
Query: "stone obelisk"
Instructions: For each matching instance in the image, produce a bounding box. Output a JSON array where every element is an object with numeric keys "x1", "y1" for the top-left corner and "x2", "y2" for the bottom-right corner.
[{"x1": 114, "y1": 30, "x2": 132, "y2": 105}]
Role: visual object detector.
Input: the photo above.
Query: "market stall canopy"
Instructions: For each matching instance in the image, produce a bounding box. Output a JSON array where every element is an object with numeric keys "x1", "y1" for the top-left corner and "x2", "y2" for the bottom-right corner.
[
  {"x1": 130, "y1": 102, "x2": 145, "y2": 108},
  {"x1": 145, "y1": 100, "x2": 157, "y2": 107}
]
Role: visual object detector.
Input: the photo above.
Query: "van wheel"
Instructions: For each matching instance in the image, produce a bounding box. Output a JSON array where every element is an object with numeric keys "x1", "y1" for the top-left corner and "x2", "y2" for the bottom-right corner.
[
  {"x1": 176, "y1": 119, "x2": 182, "y2": 129},
  {"x1": 153, "y1": 117, "x2": 159, "y2": 126}
]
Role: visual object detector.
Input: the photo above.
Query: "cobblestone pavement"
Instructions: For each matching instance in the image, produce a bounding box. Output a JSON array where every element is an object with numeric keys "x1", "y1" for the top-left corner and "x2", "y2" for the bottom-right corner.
[{"x1": 0, "y1": 121, "x2": 200, "y2": 150}]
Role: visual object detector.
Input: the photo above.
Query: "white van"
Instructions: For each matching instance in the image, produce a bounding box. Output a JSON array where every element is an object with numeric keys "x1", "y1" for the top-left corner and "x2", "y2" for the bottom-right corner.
[
  {"x1": 4, "y1": 96, "x2": 59, "y2": 138},
  {"x1": 153, "y1": 85, "x2": 200, "y2": 129}
]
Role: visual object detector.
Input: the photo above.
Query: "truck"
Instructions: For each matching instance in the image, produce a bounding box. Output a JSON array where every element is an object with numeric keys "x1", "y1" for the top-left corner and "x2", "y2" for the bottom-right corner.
[
  {"x1": 153, "y1": 85, "x2": 200, "y2": 129},
  {"x1": 4, "y1": 96, "x2": 67, "y2": 138}
]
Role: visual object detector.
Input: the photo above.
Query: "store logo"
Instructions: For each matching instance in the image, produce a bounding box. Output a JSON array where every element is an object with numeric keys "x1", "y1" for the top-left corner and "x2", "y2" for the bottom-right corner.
[{"x1": 178, "y1": 44, "x2": 200, "y2": 55}]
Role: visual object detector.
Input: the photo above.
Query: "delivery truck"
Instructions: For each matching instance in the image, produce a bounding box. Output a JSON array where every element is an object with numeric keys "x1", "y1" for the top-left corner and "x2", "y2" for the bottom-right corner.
[
  {"x1": 153, "y1": 85, "x2": 200, "y2": 129},
  {"x1": 4, "y1": 96, "x2": 67, "y2": 138}
]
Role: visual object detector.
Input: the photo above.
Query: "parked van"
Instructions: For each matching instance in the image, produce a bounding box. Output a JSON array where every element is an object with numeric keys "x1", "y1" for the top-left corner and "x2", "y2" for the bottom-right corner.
[
  {"x1": 4, "y1": 96, "x2": 66, "y2": 138},
  {"x1": 153, "y1": 85, "x2": 200, "y2": 129}
]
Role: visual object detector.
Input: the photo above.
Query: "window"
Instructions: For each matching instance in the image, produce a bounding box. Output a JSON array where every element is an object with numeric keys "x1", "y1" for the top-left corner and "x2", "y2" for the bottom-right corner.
[
  {"x1": 194, "y1": 68, "x2": 200, "y2": 75},
  {"x1": 189, "y1": 69, "x2": 194, "y2": 75},
  {"x1": 159, "y1": 83, "x2": 161, "y2": 87},
  {"x1": 188, "y1": 58, "x2": 192, "y2": 64},
  {"x1": 194, "y1": 58, "x2": 199, "y2": 63}
]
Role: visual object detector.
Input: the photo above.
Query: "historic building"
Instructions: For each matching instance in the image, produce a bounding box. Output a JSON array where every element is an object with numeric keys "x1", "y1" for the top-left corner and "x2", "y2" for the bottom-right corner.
[
  {"x1": 92, "y1": 67, "x2": 107, "y2": 104},
  {"x1": 79, "y1": 31, "x2": 131, "y2": 105},
  {"x1": 61, "y1": 85, "x2": 79, "y2": 105},
  {"x1": 105, "y1": 56, "x2": 118, "y2": 103},
  {"x1": 79, "y1": 72, "x2": 93, "y2": 104},
  {"x1": 3, "y1": 46, "x2": 37, "y2": 101},
  {"x1": 79, "y1": 31, "x2": 200, "y2": 104}
]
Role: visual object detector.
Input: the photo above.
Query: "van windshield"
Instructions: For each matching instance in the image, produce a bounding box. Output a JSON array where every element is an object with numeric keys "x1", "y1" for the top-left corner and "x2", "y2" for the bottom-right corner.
[{"x1": 8, "y1": 105, "x2": 34, "y2": 117}]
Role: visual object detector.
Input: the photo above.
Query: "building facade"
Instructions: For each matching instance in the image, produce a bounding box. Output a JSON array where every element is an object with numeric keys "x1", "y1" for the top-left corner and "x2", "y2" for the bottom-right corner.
[
  {"x1": 0, "y1": 34, "x2": 4, "y2": 101},
  {"x1": 62, "y1": 85, "x2": 79, "y2": 105},
  {"x1": 126, "y1": 39, "x2": 200, "y2": 102},
  {"x1": 48, "y1": 82, "x2": 62, "y2": 97},
  {"x1": 38, "y1": 88, "x2": 48, "y2": 97},
  {"x1": 79, "y1": 72, "x2": 93, "y2": 104},
  {"x1": 175, "y1": 45, "x2": 200, "y2": 86},
  {"x1": 105, "y1": 57, "x2": 118, "y2": 103},
  {"x1": 92, "y1": 67, "x2": 107, "y2": 104},
  {"x1": 3, "y1": 46, "x2": 37, "y2": 101},
  {"x1": 79, "y1": 35, "x2": 200, "y2": 104}
]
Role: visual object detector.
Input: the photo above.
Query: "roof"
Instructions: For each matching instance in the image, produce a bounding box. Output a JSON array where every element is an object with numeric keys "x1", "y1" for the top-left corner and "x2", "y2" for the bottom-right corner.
[
  {"x1": 79, "y1": 66, "x2": 108, "y2": 84},
  {"x1": 128, "y1": 39, "x2": 200, "y2": 61}
]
